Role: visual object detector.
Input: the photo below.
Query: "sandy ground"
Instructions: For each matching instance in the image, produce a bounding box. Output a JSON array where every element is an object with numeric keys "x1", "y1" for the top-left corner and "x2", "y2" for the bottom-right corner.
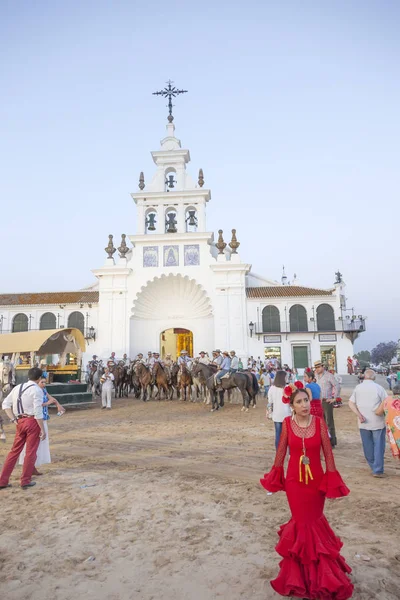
[{"x1": 1, "y1": 383, "x2": 400, "y2": 600}]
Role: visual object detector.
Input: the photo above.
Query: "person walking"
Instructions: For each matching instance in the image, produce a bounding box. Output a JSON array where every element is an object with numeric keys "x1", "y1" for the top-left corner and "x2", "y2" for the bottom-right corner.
[
  {"x1": 304, "y1": 367, "x2": 323, "y2": 418},
  {"x1": 314, "y1": 360, "x2": 338, "y2": 447},
  {"x1": 267, "y1": 370, "x2": 291, "y2": 448},
  {"x1": 260, "y1": 382, "x2": 353, "y2": 599},
  {"x1": 348, "y1": 369, "x2": 387, "y2": 477},
  {"x1": 0, "y1": 367, "x2": 46, "y2": 490},
  {"x1": 101, "y1": 367, "x2": 114, "y2": 410},
  {"x1": 375, "y1": 383, "x2": 400, "y2": 461}
]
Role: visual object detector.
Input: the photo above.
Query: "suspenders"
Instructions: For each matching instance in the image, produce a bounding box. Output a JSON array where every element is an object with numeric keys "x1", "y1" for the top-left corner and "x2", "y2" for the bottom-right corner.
[{"x1": 16, "y1": 383, "x2": 35, "y2": 416}]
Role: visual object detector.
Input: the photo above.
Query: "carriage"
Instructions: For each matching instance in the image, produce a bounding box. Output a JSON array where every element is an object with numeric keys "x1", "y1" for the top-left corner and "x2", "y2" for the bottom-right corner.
[{"x1": 0, "y1": 328, "x2": 93, "y2": 407}]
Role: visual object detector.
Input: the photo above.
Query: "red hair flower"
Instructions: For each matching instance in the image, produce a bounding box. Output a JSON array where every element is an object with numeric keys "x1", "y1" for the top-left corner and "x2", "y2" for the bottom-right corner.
[
  {"x1": 294, "y1": 381, "x2": 304, "y2": 390},
  {"x1": 284, "y1": 385, "x2": 293, "y2": 397},
  {"x1": 282, "y1": 395, "x2": 290, "y2": 404}
]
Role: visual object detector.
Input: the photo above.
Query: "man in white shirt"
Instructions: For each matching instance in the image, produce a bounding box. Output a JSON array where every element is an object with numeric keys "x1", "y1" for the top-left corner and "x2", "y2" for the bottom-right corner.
[
  {"x1": 198, "y1": 351, "x2": 210, "y2": 366},
  {"x1": 101, "y1": 367, "x2": 115, "y2": 409},
  {"x1": 349, "y1": 369, "x2": 387, "y2": 477},
  {"x1": 230, "y1": 351, "x2": 239, "y2": 373},
  {"x1": 0, "y1": 367, "x2": 46, "y2": 490}
]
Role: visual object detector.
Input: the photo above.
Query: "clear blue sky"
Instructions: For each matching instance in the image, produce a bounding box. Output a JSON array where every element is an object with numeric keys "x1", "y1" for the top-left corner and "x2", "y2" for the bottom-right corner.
[{"x1": 1, "y1": 1, "x2": 399, "y2": 351}]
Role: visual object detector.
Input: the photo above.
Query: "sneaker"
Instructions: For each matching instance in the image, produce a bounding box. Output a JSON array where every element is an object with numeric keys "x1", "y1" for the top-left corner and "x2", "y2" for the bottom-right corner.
[
  {"x1": 372, "y1": 473, "x2": 388, "y2": 478},
  {"x1": 101, "y1": 406, "x2": 107, "y2": 409}
]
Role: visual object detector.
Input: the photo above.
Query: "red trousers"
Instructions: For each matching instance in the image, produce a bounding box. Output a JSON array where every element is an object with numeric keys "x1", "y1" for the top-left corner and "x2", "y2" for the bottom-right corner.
[{"x1": 0, "y1": 418, "x2": 40, "y2": 487}]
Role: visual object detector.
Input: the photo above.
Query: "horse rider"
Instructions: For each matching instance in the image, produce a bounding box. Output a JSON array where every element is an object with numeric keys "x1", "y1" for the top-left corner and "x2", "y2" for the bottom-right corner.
[
  {"x1": 136, "y1": 353, "x2": 146, "y2": 365},
  {"x1": 163, "y1": 353, "x2": 174, "y2": 383},
  {"x1": 146, "y1": 352, "x2": 155, "y2": 369},
  {"x1": 177, "y1": 350, "x2": 191, "y2": 385},
  {"x1": 198, "y1": 351, "x2": 210, "y2": 366},
  {"x1": 229, "y1": 351, "x2": 239, "y2": 374},
  {"x1": 212, "y1": 350, "x2": 223, "y2": 368},
  {"x1": 151, "y1": 352, "x2": 163, "y2": 383},
  {"x1": 215, "y1": 351, "x2": 231, "y2": 386},
  {"x1": 121, "y1": 353, "x2": 130, "y2": 366},
  {"x1": 88, "y1": 355, "x2": 99, "y2": 369}
]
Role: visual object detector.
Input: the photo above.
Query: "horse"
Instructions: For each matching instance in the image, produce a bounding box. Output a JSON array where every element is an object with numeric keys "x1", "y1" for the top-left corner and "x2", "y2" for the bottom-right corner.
[
  {"x1": 170, "y1": 363, "x2": 180, "y2": 398},
  {"x1": 192, "y1": 363, "x2": 252, "y2": 412},
  {"x1": 191, "y1": 359, "x2": 208, "y2": 403},
  {"x1": 92, "y1": 362, "x2": 104, "y2": 398},
  {"x1": 114, "y1": 363, "x2": 129, "y2": 398},
  {"x1": 153, "y1": 362, "x2": 172, "y2": 400},
  {"x1": 128, "y1": 361, "x2": 141, "y2": 398},
  {"x1": 179, "y1": 362, "x2": 192, "y2": 402},
  {"x1": 241, "y1": 370, "x2": 260, "y2": 408},
  {"x1": 135, "y1": 362, "x2": 153, "y2": 402},
  {"x1": 0, "y1": 361, "x2": 15, "y2": 398}
]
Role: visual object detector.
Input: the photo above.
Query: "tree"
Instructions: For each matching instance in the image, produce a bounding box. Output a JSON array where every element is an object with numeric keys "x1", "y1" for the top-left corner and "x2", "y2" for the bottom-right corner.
[
  {"x1": 370, "y1": 341, "x2": 398, "y2": 366},
  {"x1": 355, "y1": 350, "x2": 371, "y2": 366}
]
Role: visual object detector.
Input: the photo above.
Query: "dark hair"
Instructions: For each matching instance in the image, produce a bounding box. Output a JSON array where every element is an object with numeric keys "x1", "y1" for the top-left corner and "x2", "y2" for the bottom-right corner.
[
  {"x1": 28, "y1": 367, "x2": 43, "y2": 381},
  {"x1": 392, "y1": 384, "x2": 400, "y2": 396},
  {"x1": 290, "y1": 388, "x2": 309, "y2": 406},
  {"x1": 304, "y1": 369, "x2": 315, "y2": 382},
  {"x1": 273, "y1": 370, "x2": 287, "y2": 388}
]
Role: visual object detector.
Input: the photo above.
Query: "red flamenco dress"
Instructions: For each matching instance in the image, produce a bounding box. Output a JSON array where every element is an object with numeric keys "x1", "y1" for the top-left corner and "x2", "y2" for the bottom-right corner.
[{"x1": 260, "y1": 416, "x2": 353, "y2": 600}]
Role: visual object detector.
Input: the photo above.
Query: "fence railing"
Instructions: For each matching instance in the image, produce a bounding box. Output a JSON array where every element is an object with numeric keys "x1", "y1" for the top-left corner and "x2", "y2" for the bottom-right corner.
[{"x1": 253, "y1": 319, "x2": 366, "y2": 336}]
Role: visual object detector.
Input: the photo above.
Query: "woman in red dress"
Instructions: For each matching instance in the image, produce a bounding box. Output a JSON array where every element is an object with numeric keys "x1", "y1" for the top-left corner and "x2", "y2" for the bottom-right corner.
[{"x1": 260, "y1": 382, "x2": 353, "y2": 600}]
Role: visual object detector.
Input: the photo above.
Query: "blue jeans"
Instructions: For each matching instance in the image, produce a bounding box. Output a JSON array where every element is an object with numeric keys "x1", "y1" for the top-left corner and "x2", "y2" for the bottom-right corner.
[
  {"x1": 216, "y1": 369, "x2": 229, "y2": 382},
  {"x1": 264, "y1": 385, "x2": 270, "y2": 398},
  {"x1": 360, "y1": 428, "x2": 386, "y2": 474},
  {"x1": 274, "y1": 421, "x2": 283, "y2": 449}
]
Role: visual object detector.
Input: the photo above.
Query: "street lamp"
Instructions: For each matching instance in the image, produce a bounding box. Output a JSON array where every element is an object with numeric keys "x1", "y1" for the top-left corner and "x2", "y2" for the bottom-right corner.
[{"x1": 249, "y1": 321, "x2": 254, "y2": 337}]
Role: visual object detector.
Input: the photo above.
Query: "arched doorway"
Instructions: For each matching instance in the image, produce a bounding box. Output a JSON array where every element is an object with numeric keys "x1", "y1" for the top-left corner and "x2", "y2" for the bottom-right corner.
[{"x1": 160, "y1": 328, "x2": 193, "y2": 359}]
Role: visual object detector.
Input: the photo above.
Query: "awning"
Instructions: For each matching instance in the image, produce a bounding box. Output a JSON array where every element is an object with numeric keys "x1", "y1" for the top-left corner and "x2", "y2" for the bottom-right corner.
[{"x1": 0, "y1": 328, "x2": 86, "y2": 355}]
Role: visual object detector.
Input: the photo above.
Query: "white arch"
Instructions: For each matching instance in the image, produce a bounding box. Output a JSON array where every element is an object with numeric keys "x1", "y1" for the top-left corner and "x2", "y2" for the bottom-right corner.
[{"x1": 132, "y1": 274, "x2": 213, "y2": 320}]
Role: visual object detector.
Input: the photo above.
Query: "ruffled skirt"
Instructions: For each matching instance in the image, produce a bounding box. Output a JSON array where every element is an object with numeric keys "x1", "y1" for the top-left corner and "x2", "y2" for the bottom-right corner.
[
  {"x1": 310, "y1": 399, "x2": 323, "y2": 419},
  {"x1": 271, "y1": 514, "x2": 353, "y2": 599}
]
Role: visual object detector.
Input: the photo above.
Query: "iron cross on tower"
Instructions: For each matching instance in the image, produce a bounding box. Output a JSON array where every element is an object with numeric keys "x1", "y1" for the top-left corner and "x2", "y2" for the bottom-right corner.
[{"x1": 152, "y1": 80, "x2": 188, "y2": 122}]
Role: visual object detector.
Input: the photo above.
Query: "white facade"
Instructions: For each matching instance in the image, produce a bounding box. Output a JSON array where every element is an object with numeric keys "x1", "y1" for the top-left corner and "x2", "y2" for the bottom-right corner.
[{"x1": 0, "y1": 120, "x2": 365, "y2": 373}]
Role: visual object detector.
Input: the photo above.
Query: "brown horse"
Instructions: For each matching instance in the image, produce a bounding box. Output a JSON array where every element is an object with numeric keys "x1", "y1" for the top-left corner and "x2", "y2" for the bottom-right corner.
[
  {"x1": 114, "y1": 364, "x2": 128, "y2": 398},
  {"x1": 153, "y1": 363, "x2": 172, "y2": 400},
  {"x1": 135, "y1": 363, "x2": 153, "y2": 402},
  {"x1": 179, "y1": 363, "x2": 192, "y2": 401}
]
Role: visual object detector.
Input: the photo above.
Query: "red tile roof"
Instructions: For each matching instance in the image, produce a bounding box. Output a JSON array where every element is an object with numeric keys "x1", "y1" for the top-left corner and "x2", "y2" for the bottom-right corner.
[
  {"x1": 0, "y1": 291, "x2": 99, "y2": 306},
  {"x1": 246, "y1": 286, "x2": 334, "y2": 298}
]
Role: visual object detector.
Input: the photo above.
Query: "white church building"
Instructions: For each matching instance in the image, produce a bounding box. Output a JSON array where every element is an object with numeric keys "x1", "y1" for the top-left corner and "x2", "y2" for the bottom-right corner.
[{"x1": 0, "y1": 113, "x2": 366, "y2": 374}]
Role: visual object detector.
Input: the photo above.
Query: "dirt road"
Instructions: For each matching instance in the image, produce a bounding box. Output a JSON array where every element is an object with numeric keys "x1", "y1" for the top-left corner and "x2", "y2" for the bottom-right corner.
[{"x1": 1, "y1": 391, "x2": 399, "y2": 600}]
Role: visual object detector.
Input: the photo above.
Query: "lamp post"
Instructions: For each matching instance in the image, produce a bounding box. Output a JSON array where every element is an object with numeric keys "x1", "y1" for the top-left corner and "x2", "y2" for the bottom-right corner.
[{"x1": 249, "y1": 321, "x2": 254, "y2": 338}]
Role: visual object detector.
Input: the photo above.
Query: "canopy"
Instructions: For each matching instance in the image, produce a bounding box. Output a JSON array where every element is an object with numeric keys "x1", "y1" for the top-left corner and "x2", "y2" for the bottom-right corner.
[{"x1": 0, "y1": 328, "x2": 86, "y2": 355}]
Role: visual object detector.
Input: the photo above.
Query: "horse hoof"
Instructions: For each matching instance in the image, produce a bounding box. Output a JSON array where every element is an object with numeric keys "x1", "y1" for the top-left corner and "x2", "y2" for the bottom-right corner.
[
  {"x1": 245, "y1": 408, "x2": 249, "y2": 412},
  {"x1": 241, "y1": 406, "x2": 245, "y2": 412},
  {"x1": 252, "y1": 404, "x2": 256, "y2": 409}
]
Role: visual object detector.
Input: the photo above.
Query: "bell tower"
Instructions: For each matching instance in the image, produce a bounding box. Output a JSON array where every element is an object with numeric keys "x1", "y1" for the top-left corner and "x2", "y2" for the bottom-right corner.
[{"x1": 131, "y1": 82, "x2": 210, "y2": 235}]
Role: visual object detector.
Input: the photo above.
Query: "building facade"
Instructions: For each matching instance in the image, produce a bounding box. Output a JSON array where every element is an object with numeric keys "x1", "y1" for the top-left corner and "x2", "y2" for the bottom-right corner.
[{"x1": 0, "y1": 119, "x2": 365, "y2": 373}]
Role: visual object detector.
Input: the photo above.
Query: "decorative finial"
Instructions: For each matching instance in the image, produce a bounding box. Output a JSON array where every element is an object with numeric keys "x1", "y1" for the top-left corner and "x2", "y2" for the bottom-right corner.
[
  {"x1": 335, "y1": 270, "x2": 343, "y2": 284},
  {"x1": 229, "y1": 229, "x2": 240, "y2": 254},
  {"x1": 152, "y1": 80, "x2": 188, "y2": 122},
  {"x1": 105, "y1": 234, "x2": 116, "y2": 259},
  {"x1": 281, "y1": 265, "x2": 288, "y2": 285},
  {"x1": 139, "y1": 172, "x2": 145, "y2": 190},
  {"x1": 216, "y1": 230, "x2": 226, "y2": 254},
  {"x1": 198, "y1": 168, "x2": 204, "y2": 187},
  {"x1": 118, "y1": 234, "x2": 129, "y2": 258}
]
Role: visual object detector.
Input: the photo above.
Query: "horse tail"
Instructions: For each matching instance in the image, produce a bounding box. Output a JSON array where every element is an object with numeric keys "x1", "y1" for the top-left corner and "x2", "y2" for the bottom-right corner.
[{"x1": 251, "y1": 373, "x2": 259, "y2": 394}]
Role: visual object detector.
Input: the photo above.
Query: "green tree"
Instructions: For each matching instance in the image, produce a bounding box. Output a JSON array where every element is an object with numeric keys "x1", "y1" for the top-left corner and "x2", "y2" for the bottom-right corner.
[
  {"x1": 355, "y1": 350, "x2": 371, "y2": 366},
  {"x1": 371, "y1": 342, "x2": 398, "y2": 366}
]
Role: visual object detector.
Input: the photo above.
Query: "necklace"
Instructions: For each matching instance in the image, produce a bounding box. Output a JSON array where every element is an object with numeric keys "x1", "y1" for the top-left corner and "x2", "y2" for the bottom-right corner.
[{"x1": 293, "y1": 415, "x2": 314, "y2": 484}]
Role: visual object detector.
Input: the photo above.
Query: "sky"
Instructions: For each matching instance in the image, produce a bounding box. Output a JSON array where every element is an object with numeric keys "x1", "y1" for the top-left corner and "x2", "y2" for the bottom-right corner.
[{"x1": 1, "y1": 0, "x2": 399, "y2": 351}]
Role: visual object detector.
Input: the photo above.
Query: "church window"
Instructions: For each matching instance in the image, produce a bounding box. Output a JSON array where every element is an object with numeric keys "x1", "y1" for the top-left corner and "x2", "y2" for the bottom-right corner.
[
  {"x1": 40, "y1": 312, "x2": 56, "y2": 330},
  {"x1": 262, "y1": 305, "x2": 280, "y2": 332},
  {"x1": 289, "y1": 305, "x2": 308, "y2": 332},
  {"x1": 316, "y1": 304, "x2": 335, "y2": 331},
  {"x1": 12, "y1": 313, "x2": 28, "y2": 332},
  {"x1": 67, "y1": 311, "x2": 85, "y2": 333}
]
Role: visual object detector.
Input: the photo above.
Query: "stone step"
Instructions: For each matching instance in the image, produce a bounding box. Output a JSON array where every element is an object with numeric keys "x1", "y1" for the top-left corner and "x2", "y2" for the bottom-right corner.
[
  {"x1": 50, "y1": 392, "x2": 94, "y2": 406},
  {"x1": 46, "y1": 383, "x2": 87, "y2": 395}
]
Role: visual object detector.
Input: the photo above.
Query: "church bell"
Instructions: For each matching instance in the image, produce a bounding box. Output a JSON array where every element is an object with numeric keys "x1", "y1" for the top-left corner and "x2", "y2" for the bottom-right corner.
[
  {"x1": 146, "y1": 213, "x2": 156, "y2": 231},
  {"x1": 166, "y1": 212, "x2": 177, "y2": 233},
  {"x1": 187, "y1": 210, "x2": 197, "y2": 227},
  {"x1": 165, "y1": 174, "x2": 176, "y2": 189}
]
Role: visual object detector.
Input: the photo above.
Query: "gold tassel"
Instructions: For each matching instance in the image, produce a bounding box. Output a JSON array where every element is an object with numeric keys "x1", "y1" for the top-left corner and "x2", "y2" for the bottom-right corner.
[{"x1": 299, "y1": 455, "x2": 314, "y2": 485}]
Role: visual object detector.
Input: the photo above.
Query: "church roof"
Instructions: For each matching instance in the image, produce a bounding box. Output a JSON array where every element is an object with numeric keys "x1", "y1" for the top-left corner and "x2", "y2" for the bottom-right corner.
[
  {"x1": 246, "y1": 286, "x2": 334, "y2": 298},
  {"x1": 0, "y1": 291, "x2": 99, "y2": 306}
]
